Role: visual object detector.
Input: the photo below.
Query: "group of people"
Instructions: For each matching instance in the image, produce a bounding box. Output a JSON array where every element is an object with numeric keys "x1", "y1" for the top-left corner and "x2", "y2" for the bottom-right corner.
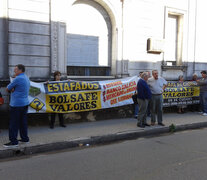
[
  {"x1": 3, "y1": 63, "x2": 207, "y2": 147},
  {"x1": 197, "y1": 70, "x2": 207, "y2": 116},
  {"x1": 136, "y1": 70, "x2": 167, "y2": 128},
  {"x1": 176, "y1": 72, "x2": 207, "y2": 115},
  {"x1": 135, "y1": 70, "x2": 207, "y2": 128}
]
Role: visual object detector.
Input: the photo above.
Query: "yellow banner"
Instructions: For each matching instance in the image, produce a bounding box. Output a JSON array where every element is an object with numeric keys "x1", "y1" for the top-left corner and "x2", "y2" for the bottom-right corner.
[
  {"x1": 163, "y1": 86, "x2": 200, "y2": 99},
  {"x1": 45, "y1": 91, "x2": 101, "y2": 113}
]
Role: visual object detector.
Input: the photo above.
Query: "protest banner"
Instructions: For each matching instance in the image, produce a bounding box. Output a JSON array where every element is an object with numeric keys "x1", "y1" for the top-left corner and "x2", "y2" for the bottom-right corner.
[
  {"x1": 163, "y1": 81, "x2": 200, "y2": 107},
  {"x1": 28, "y1": 76, "x2": 138, "y2": 113},
  {"x1": 28, "y1": 77, "x2": 200, "y2": 113}
]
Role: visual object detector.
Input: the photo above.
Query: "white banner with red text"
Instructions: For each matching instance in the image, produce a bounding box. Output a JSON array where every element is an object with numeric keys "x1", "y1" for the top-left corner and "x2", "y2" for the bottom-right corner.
[{"x1": 28, "y1": 76, "x2": 138, "y2": 113}]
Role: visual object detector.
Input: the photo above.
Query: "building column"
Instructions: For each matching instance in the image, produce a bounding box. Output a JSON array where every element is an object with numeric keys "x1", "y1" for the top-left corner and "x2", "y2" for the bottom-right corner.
[
  {"x1": 0, "y1": 0, "x2": 8, "y2": 79},
  {"x1": 50, "y1": 0, "x2": 67, "y2": 77},
  {"x1": 51, "y1": 21, "x2": 67, "y2": 76}
]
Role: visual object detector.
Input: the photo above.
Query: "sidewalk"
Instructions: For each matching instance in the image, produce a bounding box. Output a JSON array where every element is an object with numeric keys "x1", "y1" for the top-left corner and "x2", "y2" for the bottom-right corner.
[{"x1": 0, "y1": 111, "x2": 207, "y2": 159}]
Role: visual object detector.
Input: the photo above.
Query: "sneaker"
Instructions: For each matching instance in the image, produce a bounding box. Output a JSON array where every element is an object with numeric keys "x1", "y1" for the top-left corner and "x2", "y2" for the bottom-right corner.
[
  {"x1": 158, "y1": 123, "x2": 165, "y2": 126},
  {"x1": 202, "y1": 113, "x2": 207, "y2": 116},
  {"x1": 60, "y1": 124, "x2": 66, "y2": 128},
  {"x1": 3, "y1": 142, "x2": 18, "y2": 148},
  {"x1": 50, "y1": 124, "x2": 54, "y2": 129},
  {"x1": 137, "y1": 123, "x2": 145, "y2": 128},
  {"x1": 151, "y1": 122, "x2": 155, "y2": 126},
  {"x1": 18, "y1": 139, "x2": 30, "y2": 144}
]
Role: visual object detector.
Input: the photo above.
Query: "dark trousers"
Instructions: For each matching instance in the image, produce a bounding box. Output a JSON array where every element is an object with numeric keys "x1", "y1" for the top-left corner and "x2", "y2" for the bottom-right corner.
[
  {"x1": 9, "y1": 106, "x2": 29, "y2": 144},
  {"x1": 150, "y1": 95, "x2": 163, "y2": 123},
  {"x1": 50, "y1": 113, "x2": 64, "y2": 126},
  {"x1": 137, "y1": 99, "x2": 149, "y2": 125}
]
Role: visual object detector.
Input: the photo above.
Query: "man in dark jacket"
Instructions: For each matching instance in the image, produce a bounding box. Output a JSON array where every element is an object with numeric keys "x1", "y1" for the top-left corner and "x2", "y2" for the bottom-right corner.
[
  {"x1": 197, "y1": 70, "x2": 207, "y2": 116},
  {"x1": 137, "y1": 72, "x2": 152, "y2": 128}
]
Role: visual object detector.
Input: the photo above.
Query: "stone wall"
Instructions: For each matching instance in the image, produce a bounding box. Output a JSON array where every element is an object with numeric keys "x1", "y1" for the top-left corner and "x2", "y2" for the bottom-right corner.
[{"x1": 7, "y1": 0, "x2": 50, "y2": 79}]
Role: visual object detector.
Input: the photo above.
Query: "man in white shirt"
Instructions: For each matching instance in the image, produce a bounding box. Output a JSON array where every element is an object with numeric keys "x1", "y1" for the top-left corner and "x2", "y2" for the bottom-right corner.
[{"x1": 148, "y1": 70, "x2": 167, "y2": 126}]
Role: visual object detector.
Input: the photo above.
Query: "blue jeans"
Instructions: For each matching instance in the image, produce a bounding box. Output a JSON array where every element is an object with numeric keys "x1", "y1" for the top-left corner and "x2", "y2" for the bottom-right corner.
[
  {"x1": 200, "y1": 92, "x2": 207, "y2": 113},
  {"x1": 150, "y1": 94, "x2": 163, "y2": 123},
  {"x1": 9, "y1": 106, "x2": 29, "y2": 144},
  {"x1": 134, "y1": 104, "x2": 138, "y2": 117}
]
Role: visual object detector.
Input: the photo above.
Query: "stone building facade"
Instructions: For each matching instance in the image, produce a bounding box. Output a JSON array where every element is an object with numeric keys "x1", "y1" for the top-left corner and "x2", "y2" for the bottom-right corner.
[{"x1": 0, "y1": 0, "x2": 206, "y2": 110}]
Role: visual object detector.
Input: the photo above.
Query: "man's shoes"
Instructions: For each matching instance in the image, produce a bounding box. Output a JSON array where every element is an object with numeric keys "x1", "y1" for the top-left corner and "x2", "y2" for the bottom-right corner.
[
  {"x1": 50, "y1": 124, "x2": 54, "y2": 129},
  {"x1": 3, "y1": 142, "x2": 18, "y2": 148},
  {"x1": 158, "y1": 123, "x2": 165, "y2": 126},
  {"x1": 144, "y1": 123, "x2": 150, "y2": 126},
  {"x1": 137, "y1": 123, "x2": 145, "y2": 128},
  {"x1": 202, "y1": 113, "x2": 207, "y2": 116},
  {"x1": 60, "y1": 124, "x2": 66, "y2": 128},
  {"x1": 151, "y1": 122, "x2": 155, "y2": 126},
  {"x1": 18, "y1": 139, "x2": 30, "y2": 144}
]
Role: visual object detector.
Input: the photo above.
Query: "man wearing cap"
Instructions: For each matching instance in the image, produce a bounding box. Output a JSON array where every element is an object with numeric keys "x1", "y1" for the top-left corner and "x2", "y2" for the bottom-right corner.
[{"x1": 197, "y1": 70, "x2": 207, "y2": 116}]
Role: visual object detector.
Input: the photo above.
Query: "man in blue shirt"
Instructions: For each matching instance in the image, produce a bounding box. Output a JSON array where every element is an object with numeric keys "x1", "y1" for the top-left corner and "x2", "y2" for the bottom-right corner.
[
  {"x1": 137, "y1": 72, "x2": 152, "y2": 128},
  {"x1": 4, "y1": 64, "x2": 30, "y2": 148}
]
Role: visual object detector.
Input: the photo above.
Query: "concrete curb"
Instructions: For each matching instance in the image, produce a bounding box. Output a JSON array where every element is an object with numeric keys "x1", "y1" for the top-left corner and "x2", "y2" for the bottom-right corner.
[{"x1": 1, "y1": 121, "x2": 207, "y2": 159}]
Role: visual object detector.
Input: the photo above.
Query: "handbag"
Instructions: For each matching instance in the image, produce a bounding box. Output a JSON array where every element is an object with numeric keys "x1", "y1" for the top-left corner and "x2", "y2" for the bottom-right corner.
[
  {"x1": 132, "y1": 93, "x2": 138, "y2": 104},
  {"x1": 0, "y1": 92, "x2": 4, "y2": 105}
]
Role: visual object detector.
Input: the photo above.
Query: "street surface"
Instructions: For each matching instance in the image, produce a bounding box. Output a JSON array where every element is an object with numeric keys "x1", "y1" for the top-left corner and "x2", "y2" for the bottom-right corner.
[{"x1": 1, "y1": 128, "x2": 207, "y2": 180}]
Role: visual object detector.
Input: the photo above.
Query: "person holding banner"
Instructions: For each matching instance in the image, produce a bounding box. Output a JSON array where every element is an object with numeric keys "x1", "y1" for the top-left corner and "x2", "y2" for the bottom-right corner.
[
  {"x1": 132, "y1": 91, "x2": 138, "y2": 118},
  {"x1": 49, "y1": 71, "x2": 67, "y2": 128},
  {"x1": 197, "y1": 70, "x2": 207, "y2": 116},
  {"x1": 148, "y1": 70, "x2": 167, "y2": 126},
  {"x1": 177, "y1": 75, "x2": 187, "y2": 113},
  {"x1": 137, "y1": 72, "x2": 152, "y2": 128},
  {"x1": 4, "y1": 64, "x2": 30, "y2": 148},
  {"x1": 192, "y1": 73, "x2": 198, "y2": 81},
  {"x1": 189, "y1": 73, "x2": 199, "y2": 112}
]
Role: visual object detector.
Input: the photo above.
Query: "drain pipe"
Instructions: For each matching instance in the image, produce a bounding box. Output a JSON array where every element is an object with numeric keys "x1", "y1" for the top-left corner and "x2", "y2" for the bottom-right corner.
[
  {"x1": 193, "y1": 0, "x2": 197, "y2": 73},
  {"x1": 120, "y1": 0, "x2": 124, "y2": 77}
]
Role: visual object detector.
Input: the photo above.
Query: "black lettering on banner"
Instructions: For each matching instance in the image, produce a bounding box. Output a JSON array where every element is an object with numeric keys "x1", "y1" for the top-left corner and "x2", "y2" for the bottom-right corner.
[
  {"x1": 57, "y1": 96, "x2": 64, "y2": 103},
  {"x1": 79, "y1": 102, "x2": 85, "y2": 110},
  {"x1": 63, "y1": 95, "x2": 69, "y2": 103},
  {"x1": 58, "y1": 105, "x2": 65, "y2": 112},
  {"x1": 85, "y1": 102, "x2": 90, "y2": 109},
  {"x1": 74, "y1": 103, "x2": 79, "y2": 110},
  {"x1": 91, "y1": 101, "x2": 97, "y2": 108},
  {"x1": 77, "y1": 94, "x2": 84, "y2": 102},
  {"x1": 163, "y1": 81, "x2": 200, "y2": 107},
  {"x1": 50, "y1": 104, "x2": 58, "y2": 111},
  {"x1": 66, "y1": 104, "x2": 73, "y2": 111},
  {"x1": 44, "y1": 81, "x2": 101, "y2": 94},
  {"x1": 49, "y1": 96, "x2": 56, "y2": 103},
  {"x1": 71, "y1": 94, "x2": 76, "y2": 102}
]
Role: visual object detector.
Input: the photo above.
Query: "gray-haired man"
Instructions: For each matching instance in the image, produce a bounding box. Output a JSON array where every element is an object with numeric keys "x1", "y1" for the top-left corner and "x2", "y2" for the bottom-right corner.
[{"x1": 148, "y1": 70, "x2": 167, "y2": 126}]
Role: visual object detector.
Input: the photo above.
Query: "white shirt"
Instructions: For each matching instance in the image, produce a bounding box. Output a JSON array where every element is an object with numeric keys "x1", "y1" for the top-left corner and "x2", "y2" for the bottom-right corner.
[{"x1": 148, "y1": 77, "x2": 167, "y2": 94}]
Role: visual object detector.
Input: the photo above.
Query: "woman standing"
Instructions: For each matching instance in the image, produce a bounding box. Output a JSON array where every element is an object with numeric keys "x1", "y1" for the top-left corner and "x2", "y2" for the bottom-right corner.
[
  {"x1": 50, "y1": 71, "x2": 66, "y2": 129},
  {"x1": 177, "y1": 75, "x2": 186, "y2": 113}
]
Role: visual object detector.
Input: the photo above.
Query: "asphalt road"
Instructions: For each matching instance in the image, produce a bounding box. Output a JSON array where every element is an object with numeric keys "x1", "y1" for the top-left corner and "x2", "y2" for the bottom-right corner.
[{"x1": 1, "y1": 128, "x2": 207, "y2": 180}]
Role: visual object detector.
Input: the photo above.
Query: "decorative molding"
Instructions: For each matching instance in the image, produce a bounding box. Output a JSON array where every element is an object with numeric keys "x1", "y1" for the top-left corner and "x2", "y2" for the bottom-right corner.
[{"x1": 51, "y1": 21, "x2": 58, "y2": 73}]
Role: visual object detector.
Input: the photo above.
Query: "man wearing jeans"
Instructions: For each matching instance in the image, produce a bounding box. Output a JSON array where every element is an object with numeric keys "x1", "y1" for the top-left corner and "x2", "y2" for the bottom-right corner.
[
  {"x1": 197, "y1": 70, "x2": 207, "y2": 116},
  {"x1": 4, "y1": 64, "x2": 30, "y2": 148},
  {"x1": 148, "y1": 70, "x2": 167, "y2": 126}
]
